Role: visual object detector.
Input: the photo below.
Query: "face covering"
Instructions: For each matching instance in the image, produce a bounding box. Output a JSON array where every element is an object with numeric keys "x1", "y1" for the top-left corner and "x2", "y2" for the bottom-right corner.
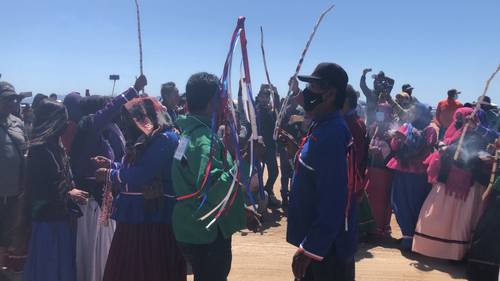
[{"x1": 302, "y1": 87, "x2": 323, "y2": 112}]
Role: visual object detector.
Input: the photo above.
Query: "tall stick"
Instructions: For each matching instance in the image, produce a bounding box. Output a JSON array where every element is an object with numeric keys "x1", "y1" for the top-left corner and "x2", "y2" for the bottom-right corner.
[
  {"x1": 134, "y1": 0, "x2": 144, "y2": 76},
  {"x1": 482, "y1": 138, "x2": 500, "y2": 200},
  {"x1": 260, "y1": 26, "x2": 275, "y2": 113},
  {"x1": 273, "y1": 3, "x2": 335, "y2": 140},
  {"x1": 454, "y1": 64, "x2": 500, "y2": 160}
]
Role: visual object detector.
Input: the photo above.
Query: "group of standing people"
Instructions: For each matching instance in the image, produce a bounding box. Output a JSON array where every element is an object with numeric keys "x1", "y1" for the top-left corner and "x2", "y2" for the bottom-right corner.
[
  {"x1": 340, "y1": 68, "x2": 500, "y2": 281},
  {"x1": 0, "y1": 60, "x2": 499, "y2": 281}
]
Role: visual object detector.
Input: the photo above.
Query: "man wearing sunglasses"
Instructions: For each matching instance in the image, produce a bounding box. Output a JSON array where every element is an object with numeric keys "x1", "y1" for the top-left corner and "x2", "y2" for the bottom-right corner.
[{"x1": 286, "y1": 63, "x2": 356, "y2": 281}]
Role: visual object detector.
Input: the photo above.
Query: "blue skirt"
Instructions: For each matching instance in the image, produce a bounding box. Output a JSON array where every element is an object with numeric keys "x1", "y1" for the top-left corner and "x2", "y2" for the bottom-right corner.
[
  {"x1": 391, "y1": 172, "x2": 431, "y2": 250},
  {"x1": 23, "y1": 221, "x2": 76, "y2": 281}
]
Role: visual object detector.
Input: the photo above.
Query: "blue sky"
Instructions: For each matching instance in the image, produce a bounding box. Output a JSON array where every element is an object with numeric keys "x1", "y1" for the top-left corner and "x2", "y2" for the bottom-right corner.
[{"x1": 1, "y1": 0, "x2": 499, "y2": 105}]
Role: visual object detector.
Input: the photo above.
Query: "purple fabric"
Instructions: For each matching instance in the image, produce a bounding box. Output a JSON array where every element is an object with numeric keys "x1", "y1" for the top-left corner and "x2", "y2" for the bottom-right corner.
[
  {"x1": 104, "y1": 123, "x2": 126, "y2": 161},
  {"x1": 70, "y1": 88, "x2": 137, "y2": 203}
]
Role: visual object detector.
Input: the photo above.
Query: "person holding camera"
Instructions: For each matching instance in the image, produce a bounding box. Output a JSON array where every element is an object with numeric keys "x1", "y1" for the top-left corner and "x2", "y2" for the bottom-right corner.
[{"x1": 360, "y1": 69, "x2": 395, "y2": 125}]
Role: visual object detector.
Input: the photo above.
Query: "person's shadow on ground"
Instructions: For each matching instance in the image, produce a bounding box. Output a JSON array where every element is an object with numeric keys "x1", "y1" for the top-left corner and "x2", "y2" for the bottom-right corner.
[
  {"x1": 401, "y1": 250, "x2": 467, "y2": 279},
  {"x1": 240, "y1": 207, "x2": 284, "y2": 236},
  {"x1": 355, "y1": 237, "x2": 466, "y2": 279}
]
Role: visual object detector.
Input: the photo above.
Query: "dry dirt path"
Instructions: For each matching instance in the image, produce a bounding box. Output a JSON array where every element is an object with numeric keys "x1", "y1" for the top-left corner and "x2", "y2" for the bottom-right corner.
[
  {"x1": 189, "y1": 168, "x2": 467, "y2": 281},
  {"x1": 221, "y1": 213, "x2": 466, "y2": 281}
]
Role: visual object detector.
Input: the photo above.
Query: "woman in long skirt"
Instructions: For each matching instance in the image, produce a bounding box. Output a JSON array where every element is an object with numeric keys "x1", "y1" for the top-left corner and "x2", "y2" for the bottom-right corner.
[
  {"x1": 95, "y1": 96, "x2": 186, "y2": 281},
  {"x1": 23, "y1": 99, "x2": 88, "y2": 281},
  {"x1": 387, "y1": 104, "x2": 436, "y2": 250},
  {"x1": 70, "y1": 81, "x2": 139, "y2": 281},
  {"x1": 413, "y1": 108, "x2": 499, "y2": 260},
  {"x1": 365, "y1": 103, "x2": 394, "y2": 238}
]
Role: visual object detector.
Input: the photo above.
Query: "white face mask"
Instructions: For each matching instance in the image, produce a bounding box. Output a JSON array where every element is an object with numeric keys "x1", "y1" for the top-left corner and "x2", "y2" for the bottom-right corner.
[{"x1": 376, "y1": 111, "x2": 385, "y2": 122}]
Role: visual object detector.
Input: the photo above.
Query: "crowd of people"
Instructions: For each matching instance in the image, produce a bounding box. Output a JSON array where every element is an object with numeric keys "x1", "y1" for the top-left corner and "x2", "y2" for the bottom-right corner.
[{"x1": 0, "y1": 62, "x2": 499, "y2": 281}]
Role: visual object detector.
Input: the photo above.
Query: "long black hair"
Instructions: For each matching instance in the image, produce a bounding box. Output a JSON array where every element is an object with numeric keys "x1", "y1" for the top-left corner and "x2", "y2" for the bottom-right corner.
[{"x1": 30, "y1": 99, "x2": 68, "y2": 147}]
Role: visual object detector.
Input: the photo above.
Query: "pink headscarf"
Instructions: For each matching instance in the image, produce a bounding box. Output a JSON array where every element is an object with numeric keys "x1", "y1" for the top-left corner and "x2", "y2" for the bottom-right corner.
[{"x1": 442, "y1": 107, "x2": 474, "y2": 145}]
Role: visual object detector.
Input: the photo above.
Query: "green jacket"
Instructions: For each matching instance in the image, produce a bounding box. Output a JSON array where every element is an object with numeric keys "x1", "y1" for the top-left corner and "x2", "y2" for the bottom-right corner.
[{"x1": 172, "y1": 115, "x2": 248, "y2": 244}]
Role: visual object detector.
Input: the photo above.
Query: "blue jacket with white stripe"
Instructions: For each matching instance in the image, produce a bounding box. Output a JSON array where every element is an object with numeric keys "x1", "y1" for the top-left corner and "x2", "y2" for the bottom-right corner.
[{"x1": 286, "y1": 111, "x2": 357, "y2": 262}]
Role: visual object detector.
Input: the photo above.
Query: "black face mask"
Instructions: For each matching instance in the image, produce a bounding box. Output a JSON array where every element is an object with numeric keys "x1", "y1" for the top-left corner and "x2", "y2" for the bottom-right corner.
[{"x1": 302, "y1": 87, "x2": 323, "y2": 112}]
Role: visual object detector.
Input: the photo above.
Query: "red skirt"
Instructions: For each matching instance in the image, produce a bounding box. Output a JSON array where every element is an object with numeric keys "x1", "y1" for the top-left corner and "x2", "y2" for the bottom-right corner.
[
  {"x1": 103, "y1": 223, "x2": 186, "y2": 281},
  {"x1": 365, "y1": 167, "x2": 393, "y2": 236}
]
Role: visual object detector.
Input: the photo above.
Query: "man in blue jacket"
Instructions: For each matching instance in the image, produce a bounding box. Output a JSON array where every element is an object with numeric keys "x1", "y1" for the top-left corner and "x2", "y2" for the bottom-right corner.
[{"x1": 286, "y1": 63, "x2": 357, "y2": 281}]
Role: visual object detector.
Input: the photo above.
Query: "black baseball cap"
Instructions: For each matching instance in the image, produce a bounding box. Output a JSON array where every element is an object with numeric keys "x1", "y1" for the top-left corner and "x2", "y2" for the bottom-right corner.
[
  {"x1": 447, "y1": 89, "x2": 461, "y2": 95},
  {"x1": 297, "y1": 63, "x2": 348, "y2": 93},
  {"x1": 402, "y1": 84, "x2": 414, "y2": 92},
  {"x1": 0, "y1": 81, "x2": 19, "y2": 99}
]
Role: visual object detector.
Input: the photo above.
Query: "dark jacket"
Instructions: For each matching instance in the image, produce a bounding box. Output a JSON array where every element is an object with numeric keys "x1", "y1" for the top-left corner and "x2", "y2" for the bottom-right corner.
[
  {"x1": 70, "y1": 88, "x2": 137, "y2": 204},
  {"x1": 287, "y1": 112, "x2": 357, "y2": 262},
  {"x1": 26, "y1": 143, "x2": 80, "y2": 221}
]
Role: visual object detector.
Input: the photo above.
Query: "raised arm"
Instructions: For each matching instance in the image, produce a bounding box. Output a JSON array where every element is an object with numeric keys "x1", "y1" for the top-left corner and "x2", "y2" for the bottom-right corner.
[
  {"x1": 80, "y1": 75, "x2": 147, "y2": 133},
  {"x1": 360, "y1": 69, "x2": 374, "y2": 100}
]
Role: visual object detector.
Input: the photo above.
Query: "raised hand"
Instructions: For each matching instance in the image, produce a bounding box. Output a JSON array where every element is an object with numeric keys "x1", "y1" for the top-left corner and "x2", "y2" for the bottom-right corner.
[{"x1": 134, "y1": 74, "x2": 148, "y2": 92}]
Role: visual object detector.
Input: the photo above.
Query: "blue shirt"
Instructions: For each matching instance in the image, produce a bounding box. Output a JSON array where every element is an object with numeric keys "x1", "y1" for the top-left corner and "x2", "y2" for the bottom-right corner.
[
  {"x1": 286, "y1": 111, "x2": 357, "y2": 262},
  {"x1": 109, "y1": 129, "x2": 179, "y2": 224}
]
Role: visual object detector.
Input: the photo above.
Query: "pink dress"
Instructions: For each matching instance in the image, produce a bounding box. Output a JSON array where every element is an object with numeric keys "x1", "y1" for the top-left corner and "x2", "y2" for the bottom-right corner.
[{"x1": 412, "y1": 182, "x2": 485, "y2": 260}]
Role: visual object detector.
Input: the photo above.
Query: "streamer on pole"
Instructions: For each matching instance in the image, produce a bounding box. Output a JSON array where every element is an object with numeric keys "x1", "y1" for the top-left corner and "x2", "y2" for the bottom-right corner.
[
  {"x1": 453, "y1": 64, "x2": 500, "y2": 161},
  {"x1": 176, "y1": 17, "x2": 259, "y2": 228},
  {"x1": 273, "y1": 4, "x2": 335, "y2": 140}
]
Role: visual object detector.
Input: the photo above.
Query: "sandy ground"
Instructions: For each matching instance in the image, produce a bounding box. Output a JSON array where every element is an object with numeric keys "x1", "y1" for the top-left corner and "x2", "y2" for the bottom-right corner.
[
  {"x1": 1, "y1": 166, "x2": 468, "y2": 281},
  {"x1": 218, "y1": 212, "x2": 467, "y2": 281},
  {"x1": 190, "y1": 168, "x2": 468, "y2": 281}
]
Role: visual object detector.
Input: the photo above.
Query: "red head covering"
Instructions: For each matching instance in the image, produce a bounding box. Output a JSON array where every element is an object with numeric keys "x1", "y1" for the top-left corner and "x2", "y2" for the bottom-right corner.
[
  {"x1": 443, "y1": 107, "x2": 475, "y2": 145},
  {"x1": 124, "y1": 97, "x2": 165, "y2": 135}
]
